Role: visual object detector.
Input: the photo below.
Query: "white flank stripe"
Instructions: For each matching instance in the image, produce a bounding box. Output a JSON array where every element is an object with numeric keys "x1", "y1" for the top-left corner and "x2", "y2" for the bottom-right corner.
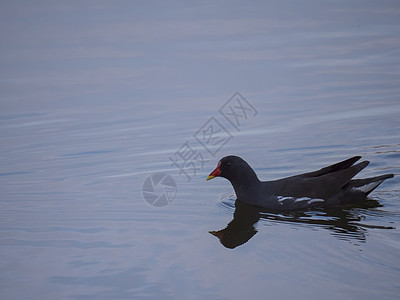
[
  {"x1": 277, "y1": 196, "x2": 325, "y2": 205},
  {"x1": 307, "y1": 198, "x2": 325, "y2": 204},
  {"x1": 294, "y1": 197, "x2": 311, "y2": 203},
  {"x1": 277, "y1": 196, "x2": 294, "y2": 202}
]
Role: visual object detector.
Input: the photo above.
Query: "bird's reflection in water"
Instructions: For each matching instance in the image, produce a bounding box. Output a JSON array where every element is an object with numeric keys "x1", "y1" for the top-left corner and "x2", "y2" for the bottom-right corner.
[
  {"x1": 210, "y1": 198, "x2": 395, "y2": 249},
  {"x1": 210, "y1": 200, "x2": 260, "y2": 249}
]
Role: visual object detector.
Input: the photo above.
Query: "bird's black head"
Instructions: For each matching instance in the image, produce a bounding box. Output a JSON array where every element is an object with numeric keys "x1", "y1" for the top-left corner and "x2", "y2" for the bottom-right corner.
[{"x1": 206, "y1": 155, "x2": 258, "y2": 184}]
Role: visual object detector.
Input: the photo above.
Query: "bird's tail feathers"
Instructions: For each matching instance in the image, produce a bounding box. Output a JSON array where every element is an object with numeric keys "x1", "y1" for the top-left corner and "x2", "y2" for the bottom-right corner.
[{"x1": 343, "y1": 174, "x2": 394, "y2": 195}]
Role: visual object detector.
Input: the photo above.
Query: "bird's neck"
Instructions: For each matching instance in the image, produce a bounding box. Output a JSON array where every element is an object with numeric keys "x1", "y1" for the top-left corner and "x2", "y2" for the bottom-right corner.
[{"x1": 231, "y1": 172, "x2": 261, "y2": 202}]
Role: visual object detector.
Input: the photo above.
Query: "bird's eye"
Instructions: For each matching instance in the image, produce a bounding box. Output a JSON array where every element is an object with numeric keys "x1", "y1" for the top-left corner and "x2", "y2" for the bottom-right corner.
[{"x1": 226, "y1": 162, "x2": 231, "y2": 167}]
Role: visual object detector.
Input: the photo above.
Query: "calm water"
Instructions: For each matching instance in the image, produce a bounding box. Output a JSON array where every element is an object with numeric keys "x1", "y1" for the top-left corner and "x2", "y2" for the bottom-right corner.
[{"x1": 1, "y1": 2, "x2": 400, "y2": 299}]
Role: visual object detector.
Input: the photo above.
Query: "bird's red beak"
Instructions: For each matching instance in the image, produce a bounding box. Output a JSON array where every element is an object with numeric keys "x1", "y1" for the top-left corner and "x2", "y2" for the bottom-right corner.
[{"x1": 206, "y1": 161, "x2": 221, "y2": 180}]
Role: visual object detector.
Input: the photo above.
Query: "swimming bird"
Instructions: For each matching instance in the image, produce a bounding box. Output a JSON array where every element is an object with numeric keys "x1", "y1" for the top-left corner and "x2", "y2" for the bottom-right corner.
[{"x1": 206, "y1": 156, "x2": 394, "y2": 211}]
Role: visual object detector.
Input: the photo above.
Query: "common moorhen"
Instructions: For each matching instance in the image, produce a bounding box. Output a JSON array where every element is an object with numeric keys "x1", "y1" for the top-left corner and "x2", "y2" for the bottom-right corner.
[{"x1": 206, "y1": 156, "x2": 394, "y2": 211}]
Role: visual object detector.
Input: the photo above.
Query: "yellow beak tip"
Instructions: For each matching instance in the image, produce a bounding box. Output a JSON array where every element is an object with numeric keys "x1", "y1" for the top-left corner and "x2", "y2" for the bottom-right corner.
[{"x1": 206, "y1": 175, "x2": 215, "y2": 181}]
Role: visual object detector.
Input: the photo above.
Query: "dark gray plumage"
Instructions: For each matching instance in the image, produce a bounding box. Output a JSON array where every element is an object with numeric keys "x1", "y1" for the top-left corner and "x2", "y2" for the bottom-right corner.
[{"x1": 207, "y1": 156, "x2": 394, "y2": 211}]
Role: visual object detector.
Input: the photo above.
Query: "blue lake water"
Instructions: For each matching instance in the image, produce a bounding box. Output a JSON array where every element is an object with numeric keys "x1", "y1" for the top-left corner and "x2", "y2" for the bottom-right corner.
[{"x1": 1, "y1": 2, "x2": 400, "y2": 299}]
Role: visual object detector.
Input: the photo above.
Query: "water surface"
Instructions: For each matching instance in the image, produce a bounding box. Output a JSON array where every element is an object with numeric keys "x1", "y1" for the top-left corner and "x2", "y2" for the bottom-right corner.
[{"x1": 1, "y1": 2, "x2": 400, "y2": 299}]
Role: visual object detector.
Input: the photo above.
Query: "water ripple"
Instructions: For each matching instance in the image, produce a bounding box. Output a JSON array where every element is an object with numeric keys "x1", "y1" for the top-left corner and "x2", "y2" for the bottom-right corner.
[{"x1": 0, "y1": 239, "x2": 132, "y2": 249}]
